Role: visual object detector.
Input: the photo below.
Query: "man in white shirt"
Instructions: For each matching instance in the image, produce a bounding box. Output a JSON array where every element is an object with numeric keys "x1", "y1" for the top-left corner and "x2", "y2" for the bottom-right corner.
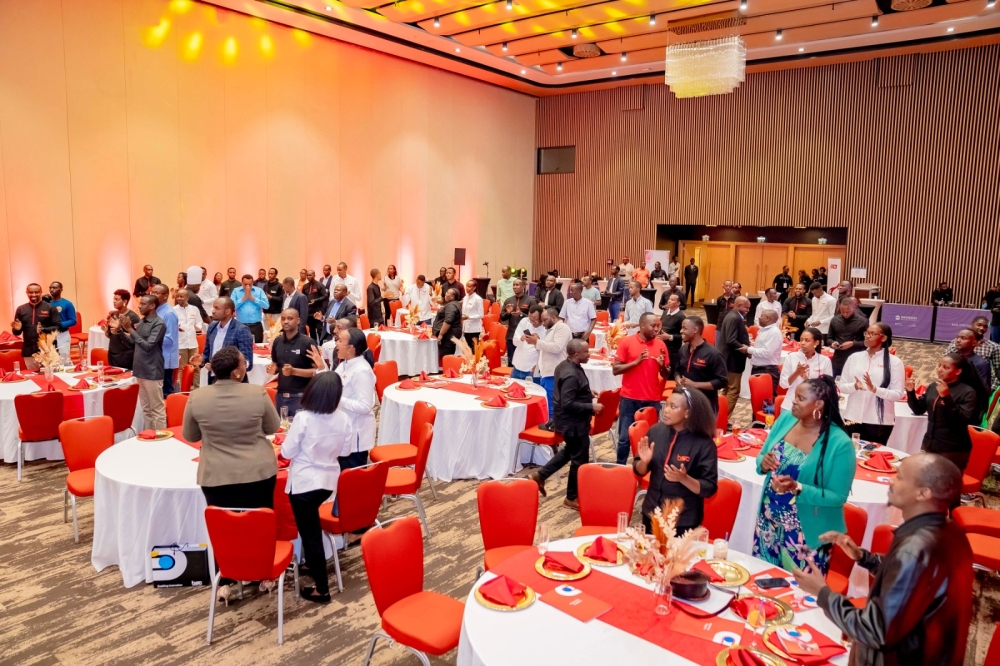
[
  {"x1": 754, "y1": 288, "x2": 784, "y2": 326},
  {"x1": 461, "y1": 279, "x2": 485, "y2": 347},
  {"x1": 581, "y1": 275, "x2": 601, "y2": 308},
  {"x1": 401, "y1": 274, "x2": 433, "y2": 325},
  {"x1": 668, "y1": 258, "x2": 681, "y2": 281},
  {"x1": 173, "y1": 288, "x2": 204, "y2": 390},
  {"x1": 198, "y1": 265, "x2": 218, "y2": 303},
  {"x1": 559, "y1": 282, "x2": 597, "y2": 341},
  {"x1": 619, "y1": 256, "x2": 635, "y2": 282},
  {"x1": 511, "y1": 305, "x2": 546, "y2": 380},
  {"x1": 747, "y1": 310, "x2": 783, "y2": 391},
  {"x1": 624, "y1": 281, "x2": 654, "y2": 328},
  {"x1": 331, "y1": 262, "x2": 363, "y2": 307},
  {"x1": 523, "y1": 306, "x2": 571, "y2": 424},
  {"x1": 807, "y1": 282, "x2": 837, "y2": 338}
]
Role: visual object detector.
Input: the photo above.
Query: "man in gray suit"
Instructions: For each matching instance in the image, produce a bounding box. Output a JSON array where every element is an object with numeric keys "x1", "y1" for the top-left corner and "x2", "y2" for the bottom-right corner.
[
  {"x1": 121, "y1": 294, "x2": 166, "y2": 430},
  {"x1": 281, "y1": 277, "x2": 309, "y2": 334}
]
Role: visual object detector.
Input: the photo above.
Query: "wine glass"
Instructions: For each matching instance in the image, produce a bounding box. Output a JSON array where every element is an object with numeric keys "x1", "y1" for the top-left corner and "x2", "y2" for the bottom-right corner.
[
  {"x1": 535, "y1": 523, "x2": 550, "y2": 555},
  {"x1": 765, "y1": 413, "x2": 775, "y2": 430},
  {"x1": 13, "y1": 361, "x2": 20, "y2": 375},
  {"x1": 715, "y1": 428, "x2": 724, "y2": 446}
]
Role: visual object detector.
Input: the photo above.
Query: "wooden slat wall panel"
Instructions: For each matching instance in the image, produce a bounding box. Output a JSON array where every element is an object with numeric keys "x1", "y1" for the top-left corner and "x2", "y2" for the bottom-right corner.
[{"x1": 534, "y1": 46, "x2": 1000, "y2": 304}]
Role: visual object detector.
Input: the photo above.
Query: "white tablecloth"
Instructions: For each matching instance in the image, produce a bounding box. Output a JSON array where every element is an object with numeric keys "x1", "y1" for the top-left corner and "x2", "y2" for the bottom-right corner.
[
  {"x1": 458, "y1": 535, "x2": 849, "y2": 666},
  {"x1": 88, "y1": 325, "x2": 109, "y2": 356},
  {"x1": 379, "y1": 331, "x2": 440, "y2": 376},
  {"x1": 199, "y1": 353, "x2": 273, "y2": 387},
  {"x1": 1, "y1": 373, "x2": 143, "y2": 465},
  {"x1": 378, "y1": 377, "x2": 549, "y2": 481},
  {"x1": 718, "y1": 444, "x2": 905, "y2": 597},
  {"x1": 583, "y1": 359, "x2": 620, "y2": 394},
  {"x1": 92, "y1": 437, "x2": 207, "y2": 587},
  {"x1": 886, "y1": 401, "x2": 927, "y2": 455},
  {"x1": 592, "y1": 328, "x2": 607, "y2": 351}
]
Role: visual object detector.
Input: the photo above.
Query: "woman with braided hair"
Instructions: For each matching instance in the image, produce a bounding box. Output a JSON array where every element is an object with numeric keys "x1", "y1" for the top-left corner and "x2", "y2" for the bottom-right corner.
[
  {"x1": 752, "y1": 376, "x2": 856, "y2": 573},
  {"x1": 837, "y1": 323, "x2": 907, "y2": 445}
]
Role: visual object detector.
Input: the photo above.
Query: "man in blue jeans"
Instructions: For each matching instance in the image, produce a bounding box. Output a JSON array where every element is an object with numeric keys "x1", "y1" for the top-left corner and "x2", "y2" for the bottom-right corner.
[{"x1": 613, "y1": 313, "x2": 670, "y2": 464}]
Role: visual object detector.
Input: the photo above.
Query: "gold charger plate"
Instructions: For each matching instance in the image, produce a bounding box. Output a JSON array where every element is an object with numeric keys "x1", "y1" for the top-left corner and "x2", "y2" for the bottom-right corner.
[
  {"x1": 68, "y1": 383, "x2": 99, "y2": 391},
  {"x1": 504, "y1": 395, "x2": 532, "y2": 402},
  {"x1": 1, "y1": 377, "x2": 29, "y2": 383},
  {"x1": 733, "y1": 593, "x2": 795, "y2": 627},
  {"x1": 762, "y1": 624, "x2": 847, "y2": 662},
  {"x1": 479, "y1": 400, "x2": 509, "y2": 409},
  {"x1": 716, "y1": 646, "x2": 786, "y2": 666},
  {"x1": 576, "y1": 540, "x2": 627, "y2": 566},
  {"x1": 535, "y1": 556, "x2": 592, "y2": 581},
  {"x1": 705, "y1": 559, "x2": 750, "y2": 587},
  {"x1": 718, "y1": 453, "x2": 747, "y2": 463},
  {"x1": 473, "y1": 584, "x2": 536, "y2": 611},
  {"x1": 858, "y1": 459, "x2": 898, "y2": 473},
  {"x1": 395, "y1": 385, "x2": 423, "y2": 391},
  {"x1": 138, "y1": 430, "x2": 174, "y2": 441}
]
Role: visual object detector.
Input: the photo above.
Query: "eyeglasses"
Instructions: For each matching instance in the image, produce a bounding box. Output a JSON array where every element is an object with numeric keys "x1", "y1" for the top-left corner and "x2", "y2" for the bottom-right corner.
[{"x1": 863, "y1": 331, "x2": 882, "y2": 337}]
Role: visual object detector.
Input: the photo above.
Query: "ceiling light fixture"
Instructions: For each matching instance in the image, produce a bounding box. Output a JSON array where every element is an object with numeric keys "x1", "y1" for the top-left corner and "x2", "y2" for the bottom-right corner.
[
  {"x1": 775, "y1": 29, "x2": 783, "y2": 40},
  {"x1": 502, "y1": 42, "x2": 508, "y2": 51},
  {"x1": 739, "y1": 0, "x2": 747, "y2": 10},
  {"x1": 650, "y1": 14, "x2": 656, "y2": 25},
  {"x1": 612, "y1": 70, "x2": 617, "y2": 75},
  {"x1": 798, "y1": 47, "x2": 804, "y2": 52},
  {"x1": 433, "y1": 16, "x2": 440, "y2": 27},
  {"x1": 521, "y1": 69, "x2": 526, "y2": 74},
  {"x1": 946, "y1": 26, "x2": 954, "y2": 32},
  {"x1": 989, "y1": 0, "x2": 996, "y2": 7},
  {"x1": 325, "y1": 5, "x2": 332, "y2": 10},
  {"x1": 621, "y1": 52, "x2": 627, "y2": 61},
  {"x1": 871, "y1": 16, "x2": 878, "y2": 26},
  {"x1": 572, "y1": 29, "x2": 578, "y2": 39},
  {"x1": 665, "y1": 36, "x2": 746, "y2": 98},
  {"x1": 557, "y1": 62, "x2": 563, "y2": 70},
  {"x1": 455, "y1": 47, "x2": 461, "y2": 52},
  {"x1": 506, "y1": 0, "x2": 513, "y2": 9}
]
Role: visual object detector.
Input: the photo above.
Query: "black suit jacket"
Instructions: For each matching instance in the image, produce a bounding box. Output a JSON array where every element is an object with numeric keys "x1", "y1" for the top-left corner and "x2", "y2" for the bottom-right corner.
[
  {"x1": 716, "y1": 309, "x2": 750, "y2": 374},
  {"x1": 321, "y1": 298, "x2": 358, "y2": 342},
  {"x1": 285, "y1": 291, "x2": 309, "y2": 333}
]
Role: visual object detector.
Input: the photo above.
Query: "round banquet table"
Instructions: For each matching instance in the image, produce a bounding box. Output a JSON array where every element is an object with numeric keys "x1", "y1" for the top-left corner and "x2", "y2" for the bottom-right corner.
[
  {"x1": 718, "y1": 441, "x2": 905, "y2": 597},
  {"x1": 885, "y1": 401, "x2": 927, "y2": 455},
  {"x1": 92, "y1": 437, "x2": 208, "y2": 588},
  {"x1": 88, "y1": 325, "x2": 109, "y2": 356},
  {"x1": 457, "y1": 535, "x2": 849, "y2": 666},
  {"x1": 1, "y1": 372, "x2": 142, "y2": 465},
  {"x1": 378, "y1": 330, "x2": 440, "y2": 376},
  {"x1": 199, "y1": 352, "x2": 273, "y2": 387},
  {"x1": 583, "y1": 358, "x2": 620, "y2": 394},
  {"x1": 378, "y1": 376, "x2": 549, "y2": 481},
  {"x1": 591, "y1": 327, "x2": 607, "y2": 351}
]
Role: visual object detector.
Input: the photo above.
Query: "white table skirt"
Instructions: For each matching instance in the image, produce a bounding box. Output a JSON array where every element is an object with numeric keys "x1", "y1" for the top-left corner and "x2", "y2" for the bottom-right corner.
[
  {"x1": 1, "y1": 373, "x2": 142, "y2": 465},
  {"x1": 379, "y1": 331, "x2": 441, "y2": 376},
  {"x1": 458, "y1": 535, "x2": 849, "y2": 666},
  {"x1": 591, "y1": 329, "x2": 607, "y2": 351},
  {"x1": 583, "y1": 360, "x2": 621, "y2": 395},
  {"x1": 739, "y1": 349, "x2": 791, "y2": 401},
  {"x1": 199, "y1": 353, "x2": 273, "y2": 387},
  {"x1": 718, "y1": 445, "x2": 905, "y2": 597},
  {"x1": 886, "y1": 401, "x2": 927, "y2": 455},
  {"x1": 92, "y1": 437, "x2": 208, "y2": 588},
  {"x1": 377, "y1": 377, "x2": 549, "y2": 481},
  {"x1": 89, "y1": 325, "x2": 109, "y2": 354},
  {"x1": 394, "y1": 309, "x2": 439, "y2": 328}
]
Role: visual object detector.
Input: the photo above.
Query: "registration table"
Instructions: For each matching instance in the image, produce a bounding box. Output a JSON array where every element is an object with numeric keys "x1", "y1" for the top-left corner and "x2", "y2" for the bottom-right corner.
[
  {"x1": 1, "y1": 370, "x2": 142, "y2": 466},
  {"x1": 458, "y1": 535, "x2": 849, "y2": 666},
  {"x1": 378, "y1": 376, "x2": 549, "y2": 481}
]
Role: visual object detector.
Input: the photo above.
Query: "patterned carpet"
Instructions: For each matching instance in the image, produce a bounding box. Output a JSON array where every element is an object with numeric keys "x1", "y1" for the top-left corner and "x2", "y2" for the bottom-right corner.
[{"x1": 1, "y1": 308, "x2": 996, "y2": 665}]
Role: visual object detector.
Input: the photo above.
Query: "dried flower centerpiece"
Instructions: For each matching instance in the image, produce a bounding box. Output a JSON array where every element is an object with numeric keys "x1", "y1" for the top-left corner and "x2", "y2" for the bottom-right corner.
[
  {"x1": 625, "y1": 500, "x2": 707, "y2": 585},
  {"x1": 604, "y1": 321, "x2": 627, "y2": 353},
  {"x1": 456, "y1": 337, "x2": 489, "y2": 376},
  {"x1": 265, "y1": 315, "x2": 282, "y2": 343},
  {"x1": 32, "y1": 332, "x2": 62, "y2": 370},
  {"x1": 780, "y1": 313, "x2": 799, "y2": 337}
]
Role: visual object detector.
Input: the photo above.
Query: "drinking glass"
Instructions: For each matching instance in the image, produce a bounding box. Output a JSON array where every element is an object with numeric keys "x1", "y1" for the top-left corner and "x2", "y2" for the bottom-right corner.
[
  {"x1": 713, "y1": 538, "x2": 729, "y2": 560},
  {"x1": 653, "y1": 579, "x2": 672, "y2": 615},
  {"x1": 280, "y1": 406, "x2": 289, "y2": 423},
  {"x1": 851, "y1": 433, "x2": 862, "y2": 451},
  {"x1": 535, "y1": 523, "x2": 550, "y2": 555},
  {"x1": 732, "y1": 425, "x2": 742, "y2": 438},
  {"x1": 715, "y1": 428, "x2": 724, "y2": 445},
  {"x1": 44, "y1": 366, "x2": 54, "y2": 383},
  {"x1": 525, "y1": 374, "x2": 534, "y2": 385},
  {"x1": 13, "y1": 361, "x2": 20, "y2": 374},
  {"x1": 765, "y1": 413, "x2": 775, "y2": 430},
  {"x1": 616, "y1": 511, "x2": 629, "y2": 542}
]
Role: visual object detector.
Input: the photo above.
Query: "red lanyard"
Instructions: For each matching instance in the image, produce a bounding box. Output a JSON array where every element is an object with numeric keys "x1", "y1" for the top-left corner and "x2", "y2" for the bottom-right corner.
[{"x1": 663, "y1": 433, "x2": 679, "y2": 473}]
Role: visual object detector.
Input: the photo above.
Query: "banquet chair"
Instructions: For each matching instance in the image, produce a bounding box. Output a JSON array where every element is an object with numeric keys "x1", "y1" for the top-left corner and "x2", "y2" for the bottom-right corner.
[
  {"x1": 15, "y1": 391, "x2": 65, "y2": 482},
  {"x1": 102, "y1": 383, "x2": 139, "y2": 438},
  {"x1": 319, "y1": 462, "x2": 389, "y2": 593},
  {"x1": 904, "y1": 365, "x2": 914, "y2": 380},
  {"x1": 490, "y1": 301, "x2": 500, "y2": 316},
  {"x1": 373, "y1": 360, "x2": 399, "y2": 402},
  {"x1": 0, "y1": 349, "x2": 21, "y2": 373},
  {"x1": 273, "y1": 471, "x2": 301, "y2": 562},
  {"x1": 953, "y1": 506, "x2": 1000, "y2": 539},
  {"x1": 747, "y1": 325, "x2": 760, "y2": 339},
  {"x1": 596, "y1": 311, "x2": 609, "y2": 326},
  {"x1": 58, "y1": 415, "x2": 114, "y2": 542},
  {"x1": 196, "y1": 333, "x2": 206, "y2": 356},
  {"x1": 716, "y1": 399, "x2": 729, "y2": 434},
  {"x1": 635, "y1": 406, "x2": 658, "y2": 430},
  {"x1": 382, "y1": 423, "x2": 436, "y2": 538},
  {"x1": 574, "y1": 463, "x2": 638, "y2": 537},
  {"x1": 390, "y1": 300, "x2": 403, "y2": 324},
  {"x1": 360, "y1": 516, "x2": 464, "y2": 666},
  {"x1": 370, "y1": 400, "x2": 438, "y2": 499},
  {"x1": 515, "y1": 422, "x2": 563, "y2": 468},
  {"x1": 588, "y1": 333, "x2": 596, "y2": 348},
  {"x1": 774, "y1": 394, "x2": 785, "y2": 417},
  {"x1": 701, "y1": 479, "x2": 742, "y2": 541},
  {"x1": 963, "y1": 426, "x2": 999, "y2": 506},
  {"x1": 477, "y1": 479, "x2": 538, "y2": 573},
  {"x1": 266, "y1": 386, "x2": 277, "y2": 407},
  {"x1": 966, "y1": 533, "x2": 1000, "y2": 572},
  {"x1": 367, "y1": 333, "x2": 382, "y2": 363},
  {"x1": 628, "y1": 421, "x2": 652, "y2": 508},
  {"x1": 482, "y1": 341, "x2": 501, "y2": 371},
  {"x1": 359, "y1": 313, "x2": 370, "y2": 330},
  {"x1": 89, "y1": 347, "x2": 109, "y2": 366},
  {"x1": 825, "y1": 503, "x2": 868, "y2": 596},
  {"x1": 204, "y1": 507, "x2": 295, "y2": 645},
  {"x1": 491, "y1": 324, "x2": 507, "y2": 358},
  {"x1": 589, "y1": 388, "x2": 621, "y2": 462},
  {"x1": 703, "y1": 324, "x2": 717, "y2": 345},
  {"x1": 165, "y1": 393, "x2": 190, "y2": 429},
  {"x1": 70, "y1": 311, "x2": 89, "y2": 360},
  {"x1": 750, "y1": 374, "x2": 775, "y2": 423},
  {"x1": 441, "y1": 356, "x2": 463, "y2": 376},
  {"x1": 481, "y1": 314, "x2": 499, "y2": 336},
  {"x1": 179, "y1": 365, "x2": 195, "y2": 393}
]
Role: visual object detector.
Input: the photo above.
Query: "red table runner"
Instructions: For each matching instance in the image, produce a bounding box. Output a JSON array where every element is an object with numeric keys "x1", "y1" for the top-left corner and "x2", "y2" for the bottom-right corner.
[
  {"x1": 431, "y1": 382, "x2": 548, "y2": 427},
  {"x1": 29, "y1": 375, "x2": 85, "y2": 420},
  {"x1": 855, "y1": 466, "x2": 894, "y2": 484}
]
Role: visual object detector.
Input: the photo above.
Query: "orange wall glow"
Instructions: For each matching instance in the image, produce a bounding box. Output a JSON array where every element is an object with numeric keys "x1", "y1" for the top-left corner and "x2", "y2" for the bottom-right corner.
[{"x1": 0, "y1": 0, "x2": 535, "y2": 322}]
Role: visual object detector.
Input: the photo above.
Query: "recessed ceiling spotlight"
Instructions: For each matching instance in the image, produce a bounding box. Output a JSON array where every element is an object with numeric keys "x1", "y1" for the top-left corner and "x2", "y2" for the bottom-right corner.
[
  {"x1": 506, "y1": 0, "x2": 513, "y2": 10},
  {"x1": 621, "y1": 52, "x2": 627, "y2": 61},
  {"x1": 871, "y1": 16, "x2": 878, "y2": 26},
  {"x1": 502, "y1": 42, "x2": 508, "y2": 51},
  {"x1": 650, "y1": 14, "x2": 656, "y2": 25},
  {"x1": 433, "y1": 16, "x2": 440, "y2": 27},
  {"x1": 325, "y1": 5, "x2": 332, "y2": 10},
  {"x1": 571, "y1": 29, "x2": 578, "y2": 39},
  {"x1": 946, "y1": 26, "x2": 954, "y2": 32},
  {"x1": 557, "y1": 62, "x2": 563, "y2": 70},
  {"x1": 455, "y1": 47, "x2": 461, "y2": 52},
  {"x1": 612, "y1": 70, "x2": 617, "y2": 75},
  {"x1": 775, "y1": 29, "x2": 783, "y2": 40},
  {"x1": 739, "y1": 0, "x2": 747, "y2": 10},
  {"x1": 521, "y1": 69, "x2": 526, "y2": 74},
  {"x1": 798, "y1": 47, "x2": 804, "y2": 52},
  {"x1": 989, "y1": 0, "x2": 996, "y2": 8}
]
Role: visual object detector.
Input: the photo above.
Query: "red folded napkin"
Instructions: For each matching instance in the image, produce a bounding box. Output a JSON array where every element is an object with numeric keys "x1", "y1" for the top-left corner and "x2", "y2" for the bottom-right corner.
[
  {"x1": 732, "y1": 597, "x2": 780, "y2": 621},
  {"x1": 0, "y1": 331, "x2": 13, "y2": 341},
  {"x1": 415, "y1": 332, "x2": 431, "y2": 340},
  {"x1": 727, "y1": 649, "x2": 768, "y2": 666},
  {"x1": 692, "y1": 559, "x2": 725, "y2": 583},
  {"x1": 419, "y1": 371, "x2": 430, "y2": 381},
  {"x1": 444, "y1": 368, "x2": 460, "y2": 378},
  {"x1": 73, "y1": 379, "x2": 90, "y2": 389},
  {"x1": 507, "y1": 383, "x2": 527, "y2": 399},
  {"x1": 489, "y1": 377, "x2": 505, "y2": 385},
  {"x1": 716, "y1": 439, "x2": 740, "y2": 461},
  {"x1": 867, "y1": 451, "x2": 895, "y2": 472},
  {"x1": 2, "y1": 372, "x2": 24, "y2": 382},
  {"x1": 97, "y1": 319, "x2": 107, "y2": 327},
  {"x1": 273, "y1": 433, "x2": 286, "y2": 446},
  {"x1": 137, "y1": 429, "x2": 158, "y2": 440},
  {"x1": 543, "y1": 551, "x2": 584, "y2": 574},
  {"x1": 484, "y1": 394, "x2": 508, "y2": 408},
  {"x1": 102, "y1": 367, "x2": 124, "y2": 376},
  {"x1": 74, "y1": 363, "x2": 86, "y2": 372},
  {"x1": 378, "y1": 324, "x2": 387, "y2": 331},
  {"x1": 399, "y1": 379, "x2": 419, "y2": 390},
  {"x1": 478, "y1": 574, "x2": 526, "y2": 608},
  {"x1": 276, "y1": 453, "x2": 290, "y2": 469},
  {"x1": 770, "y1": 624, "x2": 847, "y2": 665},
  {"x1": 584, "y1": 536, "x2": 619, "y2": 563}
]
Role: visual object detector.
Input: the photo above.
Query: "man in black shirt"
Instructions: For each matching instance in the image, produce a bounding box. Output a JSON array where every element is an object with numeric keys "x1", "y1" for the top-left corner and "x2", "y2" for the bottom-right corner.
[
  {"x1": 658, "y1": 277, "x2": 686, "y2": 311},
  {"x1": 650, "y1": 262, "x2": 668, "y2": 281},
  {"x1": 683, "y1": 259, "x2": 699, "y2": 308},
  {"x1": 527, "y1": 339, "x2": 601, "y2": 510},
  {"x1": 302, "y1": 270, "x2": 329, "y2": 342},
  {"x1": 11, "y1": 283, "x2": 57, "y2": 369},
  {"x1": 500, "y1": 280, "x2": 537, "y2": 365},
  {"x1": 675, "y1": 316, "x2": 727, "y2": 415},
  {"x1": 105, "y1": 289, "x2": 141, "y2": 369},
  {"x1": 717, "y1": 280, "x2": 736, "y2": 317},
  {"x1": 253, "y1": 269, "x2": 267, "y2": 291},
  {"x1": 537, "y1": 274, "x2": 564, "y2": 311},
  {"x1": 133, "y1": 265, "x2": 161, "y2": 300},
  {"x1": 783, "y1": 283, "x2": 812, "y2": 340},
  {"x1": 219, "y1": 267, "x2": 241, "y2": 298},
  {"x1": 268, "y1": 308, "x2": 318, "y2": 417},
  {"x1": 773, "y1": 266, "x2": 793, "y2": 302},
  {"x1": 444, "y1": 267, "x2": 465, "y2": 299},
  {"x1": 828, "y1": 298, "x2": 869, "y2": 376},
  {"x1": 121, "y1": 295, "x2": 166, "y2": 430},
  {"x1": 263, "y1": 268, "x2": 284, "y2": 316},
  {"x1": 366, "y1": 269, "x2": 384, "y2": 327},
  {"x1": 717, "y1": 296, "x2": 751, "y2": 419},
  {"x1": 657, "y1": 292, "x2": 685, "y2": 372},
  {"x1": 816, "y1": 266, "x2": 828, "y2": 288},
  {"x1": 434, "y1": 267, "x2": 448, "y2": 290},
  {"x1": 932, "y1": 281, "x2": 953, "y2": 304}
]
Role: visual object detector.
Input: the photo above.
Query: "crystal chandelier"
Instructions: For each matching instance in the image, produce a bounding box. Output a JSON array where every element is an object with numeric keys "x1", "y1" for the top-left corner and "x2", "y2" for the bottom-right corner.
[{"x1": 664, "y1": 36, "x2": 746, "y2": 98}]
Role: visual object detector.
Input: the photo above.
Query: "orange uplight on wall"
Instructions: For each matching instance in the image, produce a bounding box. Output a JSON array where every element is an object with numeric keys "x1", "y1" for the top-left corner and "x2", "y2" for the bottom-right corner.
[
  {"x1": 143, "y1": 18, "x2": 171, "y2": 48},
  {"x1": 222, "y1": 37, "x2": 238, "y2": 64},
  {"x1": 169, "y1": 0, "x2": 193, "y2": 13},
  {"x1": 260, "y1": 34, "x2": 275, "y2": 57},
  {"x1": 292, "y1": 29, "x2": 311, "y2": 47},
  {"x1": 182, "y1": 32, "x2": 203, "y2": 61}
]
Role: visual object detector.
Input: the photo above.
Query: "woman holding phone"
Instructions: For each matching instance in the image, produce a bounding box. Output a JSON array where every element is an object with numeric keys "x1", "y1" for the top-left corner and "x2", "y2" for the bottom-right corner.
[{"x1": 752, "y1": 376, "x2": 856, "y2": 573}]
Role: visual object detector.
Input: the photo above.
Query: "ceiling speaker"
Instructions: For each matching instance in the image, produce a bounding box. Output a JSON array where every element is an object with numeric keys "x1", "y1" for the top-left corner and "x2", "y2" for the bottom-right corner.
[{"x1": 573, "y1": 44, "x2": 601, "y2": 58}]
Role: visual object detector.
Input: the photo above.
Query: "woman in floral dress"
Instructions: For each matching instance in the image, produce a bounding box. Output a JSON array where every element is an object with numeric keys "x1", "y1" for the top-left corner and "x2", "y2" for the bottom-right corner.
[{"x1": 753, "y1": 376, "x2": 856, "y2": 573}]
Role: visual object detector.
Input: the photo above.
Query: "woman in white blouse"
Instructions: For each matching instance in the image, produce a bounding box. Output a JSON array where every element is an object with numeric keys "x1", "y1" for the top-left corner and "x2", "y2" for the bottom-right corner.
[
  {"x1": 462, "y1": 279, "x2": 484, "y2": 348},
  {"x1": 381, "y1": 265, "x2": 403, "y2": 325},
  {"x1": 779, "y1": 327, "x2": 833, "y2": 395},
  {"x1": 837, "y1": 323, "x2": 906, "y2": 445},
  {"x1": 280, "y1": 372, "x2": 354, "y2": 605},
  {"x1": 334, "y1": 327, "x2": 377, "y2": 470}
]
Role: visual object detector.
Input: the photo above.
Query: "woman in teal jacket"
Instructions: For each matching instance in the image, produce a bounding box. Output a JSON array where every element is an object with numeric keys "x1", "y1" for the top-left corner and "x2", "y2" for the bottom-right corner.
[{"x1": 752, "y1": 376, "x2": 856, "y2": 574}]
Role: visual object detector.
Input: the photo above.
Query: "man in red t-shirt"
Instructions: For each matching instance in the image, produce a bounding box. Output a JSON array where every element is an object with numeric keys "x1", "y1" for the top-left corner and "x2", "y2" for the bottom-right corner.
[{"x1": 613, "y1": 312, "x2": 670, "y2": 464}]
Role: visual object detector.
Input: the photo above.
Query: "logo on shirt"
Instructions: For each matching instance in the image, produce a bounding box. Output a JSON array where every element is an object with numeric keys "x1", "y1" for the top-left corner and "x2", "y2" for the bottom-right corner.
[
  {"x1": 694, "y1": 359, "x2": 706, "y2": 367},
  {"x1": 291, "y1": 349, "x2": 300, "y2": 355},
  {"x1": 676, "y1": 455, "x2": 690, "y2": 463}
]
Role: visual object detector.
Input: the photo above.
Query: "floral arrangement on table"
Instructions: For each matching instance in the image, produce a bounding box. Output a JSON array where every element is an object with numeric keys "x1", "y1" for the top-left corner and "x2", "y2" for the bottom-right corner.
[
  {"x1": 433, "y1": 281, "x2": 443, "y2": 304},
  {"x1": 456, "y1": 337, "x2": 489, "y2": 375},
  {"x1": 265, "y1": 315, "x2": 282, "y2": 343},
  {"x1": 625, "y1": 499, "x2": 706, "y2": 585},
  {"x1": 405, "y1": 304, "x2": 422, "y2": 329},
  {"x1": 604, "y1": 321, "x2": 627, "y2": 352},
  {"x1": 32, "y1": 332, "x2": 62, "y2": 370},
  {"x1": 780, "y1": 313, "x2": 799, "y2": 337}
]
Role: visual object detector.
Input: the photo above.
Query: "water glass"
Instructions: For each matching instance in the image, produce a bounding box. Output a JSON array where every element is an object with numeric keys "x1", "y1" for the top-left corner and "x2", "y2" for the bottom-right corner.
[
  {"x1": 616, "y1": 511, "x2": 629, "y2": 542},
  {"x1": 280, "y1": 406, "x2": 289, "y2": 423},
  {"x1": 535, "y1": 523, "x2": 550, "y2": 555},
  {"x1": 851, "y1": 433, "x2": 862, "y2": 450},
  {"x1": 653, "y1": 580, "x2": 672, "y2": 615},
  {"x1": 713, "y1": 538, "x2": 729, "y2": 560},
  {"x1": 13, "y1": 361, "x2": 20, "y2": 374},
  {"x1": 525, "y1": 374, "x2": 534, "y2": 385},
  {"x1": 44, "y1": 366, "x2": 54, "y2": 382},
  {"x1": 715, "y1": 428, "x2": 724, "y2": 445}
]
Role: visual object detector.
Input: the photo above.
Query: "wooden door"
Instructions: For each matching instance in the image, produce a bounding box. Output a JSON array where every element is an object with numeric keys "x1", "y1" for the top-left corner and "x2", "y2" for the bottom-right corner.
[
  {"x1": 702, "y1": 244, "x2": 734, "y2": 301},
  {"x1": 759, "y1": 245, "x2": 790, "y2": 294},
  {"x1": 734, "y1": 245, "x2": 762, "y2": 294},
  {"x1": 792, "y1": 248, "x2": 829, "y2": 281}
]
